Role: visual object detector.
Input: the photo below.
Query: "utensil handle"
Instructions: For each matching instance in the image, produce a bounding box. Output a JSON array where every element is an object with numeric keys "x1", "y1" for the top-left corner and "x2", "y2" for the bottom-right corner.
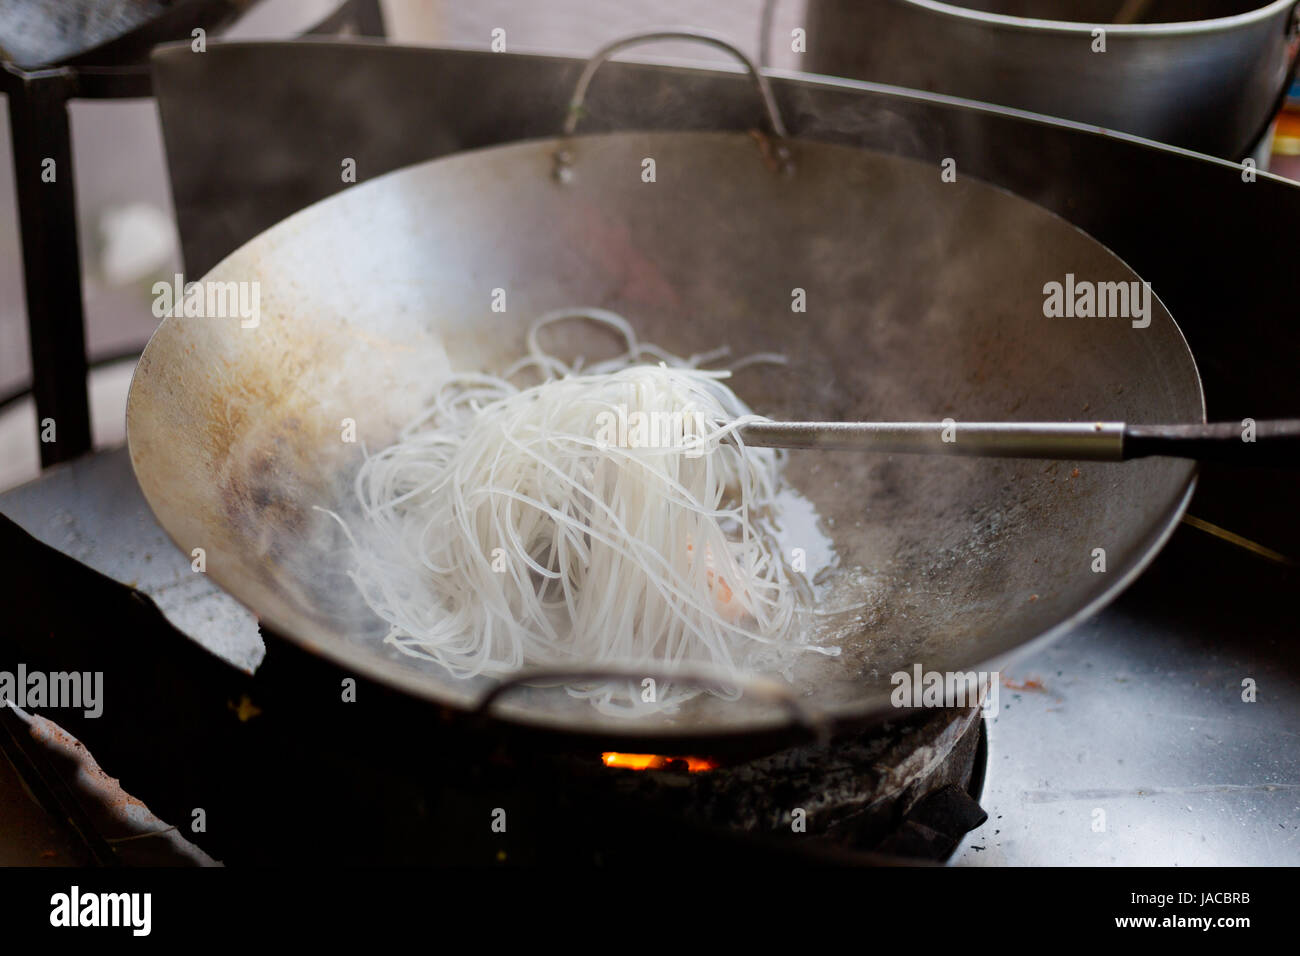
[
  {"x1": 1124, "y1": 420, "x2": 1300, "y2": 466},
  {"x1": 554, "y1": 29, "x2": 793, "y2": 178},
  {"x1": 741, "y1": 421, "x2": 1128, "y2": 460},
  {"x1": 741, "y1": 420, "x2": 1300, "y2": 466}
]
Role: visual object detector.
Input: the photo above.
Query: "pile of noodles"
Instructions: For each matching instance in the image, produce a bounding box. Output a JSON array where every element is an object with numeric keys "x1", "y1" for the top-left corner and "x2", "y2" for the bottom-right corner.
[{"x1": 330, "y1": 308, "x2": 836, "y2": 715}]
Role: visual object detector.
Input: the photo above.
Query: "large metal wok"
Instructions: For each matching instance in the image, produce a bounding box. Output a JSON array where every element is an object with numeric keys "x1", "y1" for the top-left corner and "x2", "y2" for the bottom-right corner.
[{"x1": 126, "y1": 34, "x2": 1202, "y2": 744}]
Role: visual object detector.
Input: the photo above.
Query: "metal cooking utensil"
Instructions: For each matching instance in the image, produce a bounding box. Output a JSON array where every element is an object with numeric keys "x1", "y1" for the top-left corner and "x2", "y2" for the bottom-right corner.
[{"x1": 742, "y1": 419, "x2": 1300, "y2": 464}]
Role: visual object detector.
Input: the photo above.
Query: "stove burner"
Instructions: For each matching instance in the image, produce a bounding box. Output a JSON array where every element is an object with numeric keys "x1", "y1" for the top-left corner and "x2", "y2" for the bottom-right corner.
[{"x1": 566, "y1": 706, "x2": 987, "y2": 863}]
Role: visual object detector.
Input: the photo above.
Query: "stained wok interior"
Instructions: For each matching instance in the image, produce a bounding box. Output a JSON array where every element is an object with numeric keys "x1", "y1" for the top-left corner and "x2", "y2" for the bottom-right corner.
[{"x1": 126, "y1": 132, "x2": 1202, "y2": 737}]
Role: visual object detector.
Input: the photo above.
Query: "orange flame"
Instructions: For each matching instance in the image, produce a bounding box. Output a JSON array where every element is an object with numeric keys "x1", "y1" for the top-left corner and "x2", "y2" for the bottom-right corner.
[{"x1": 601, "y1": 752, "x2": 718, "y2": 772}]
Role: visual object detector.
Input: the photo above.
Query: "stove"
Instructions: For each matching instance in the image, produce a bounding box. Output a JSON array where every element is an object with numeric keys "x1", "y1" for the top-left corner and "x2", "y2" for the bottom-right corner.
[{"x1": 0, "y1": 447, "x2": 988, "y2": 866}]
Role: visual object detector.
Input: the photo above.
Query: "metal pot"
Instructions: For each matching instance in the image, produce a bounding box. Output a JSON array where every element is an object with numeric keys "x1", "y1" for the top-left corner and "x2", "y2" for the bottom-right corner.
[{"x1": 802, "y1": 0, "x2": 1300, "y2": 158}]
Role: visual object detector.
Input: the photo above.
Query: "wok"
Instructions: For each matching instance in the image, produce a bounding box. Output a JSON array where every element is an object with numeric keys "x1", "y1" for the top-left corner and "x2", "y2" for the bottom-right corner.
[{"x1": 126, "y1": 33, "x2": 1203, "y2": 745}]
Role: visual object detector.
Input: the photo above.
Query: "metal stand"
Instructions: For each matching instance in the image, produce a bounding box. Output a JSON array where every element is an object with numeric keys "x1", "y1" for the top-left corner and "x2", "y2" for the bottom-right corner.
[{"x1": 2, "y1": 66, "x2": 93, "y2": 464}]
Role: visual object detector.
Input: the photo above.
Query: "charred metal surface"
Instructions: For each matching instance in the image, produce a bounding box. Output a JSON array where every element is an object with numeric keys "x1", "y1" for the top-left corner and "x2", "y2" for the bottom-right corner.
[
  {"x1": 560, "y1": 708, "x2": 986, "y2": 859},
  {"x1": 0, "y1": 701, "x2": 118, "y2": 866},
  {"x1": 879, "y1": 783, "x2": 989, "y2": 860}
]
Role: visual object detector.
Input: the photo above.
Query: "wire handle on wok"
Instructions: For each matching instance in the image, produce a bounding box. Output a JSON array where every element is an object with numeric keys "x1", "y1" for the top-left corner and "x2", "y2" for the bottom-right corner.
[
  {"x1": 553, "y1": 29, "x2": 794, "y2": 181},
  {"x1": 475, "y1": 665, "x2": 830, "y2": 742}
]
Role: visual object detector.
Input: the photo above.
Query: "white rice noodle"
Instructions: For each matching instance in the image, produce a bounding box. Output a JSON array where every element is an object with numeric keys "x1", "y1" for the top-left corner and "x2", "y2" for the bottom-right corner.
[{"x1": 329, "y1": 308, "x2": 836, "y2": 716}]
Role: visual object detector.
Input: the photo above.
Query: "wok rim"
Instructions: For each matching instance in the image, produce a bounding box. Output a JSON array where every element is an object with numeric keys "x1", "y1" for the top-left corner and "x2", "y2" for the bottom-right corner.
[{"x1": 125, "y1": 129, "x2": 1207, "y2": 748}]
